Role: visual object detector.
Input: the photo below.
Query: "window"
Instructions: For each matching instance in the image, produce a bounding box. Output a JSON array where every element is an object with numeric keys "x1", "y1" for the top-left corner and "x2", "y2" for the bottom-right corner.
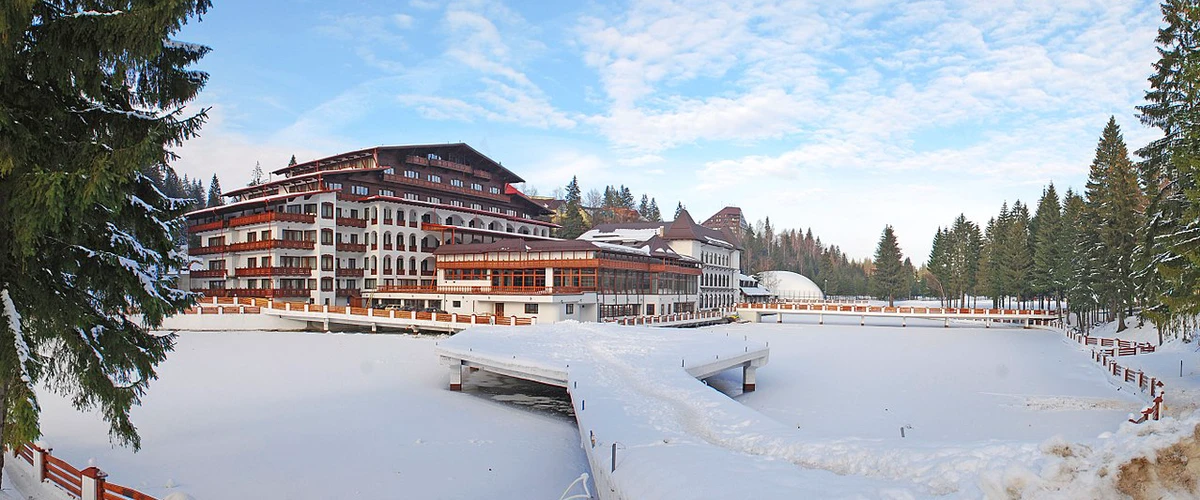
[
  {"x1": 404, "y1": 170, "x2": 419, "y2": 179},
  {"x1": 452, "y1": 301, "x2": 462, "y2": 308},
  {"x1": 565, "y1": 303, "x2": 575, "y2": 315},
  {"x1": 321, "y1": 203, "x2": 334, "y2": 219},
  {"x1": 428, "y1": 174, "x2": 441, "y2": 183},
  {"x1": 471, "y1": 183, "x2": 483, "y2": 191},
  {"x1": 261, "y1": 230, "x2": 270, "y2": 240},
  {"x1": 506, "y1": 209, "x2": 517, "y2": 217},
  {"x1": 321, "y1": 229, "x2": 333, "y2": 245},
  {"x1": 450, "y1": 179, "x2": 464, "y2": 187},
  {"x1": 404, "y1": 193, "x2": 418, "y2": 200},
  {"x1": 450, "y1": 200, "x2": 463, "y2": 207},
  {"x1": 351, "y1": 185, "x2": 369, "y2": 196},
  {"x1": 208, "y1": 260, "x2": 225, "y2": 270},
  {"x1": 470, "y1": 203, "x2": 482, "y2": 210},
  {"x1": 247, "y1": 257, "x2": 258, "y2": 268},
  {"x1": 524, "y1": 303, "x2": 539, "y2": 314},
  {"x1": 365, "y1": 278, "x2": 377, "y2": 289},
  {"x1": 246, "y1": 232, "x2": 258, "y2": 243},
  {"x1": 428, "y1": 197, "x2": 441, "y2": 204},
  {"x1": 490, "y1": 186, "x2": 501, "y2": 195},
  {"x1": 326, "y1": 182, "x2": 342, "y2": 190},
  {"x1": 427, "y1": 153, "x2": 441, "y2": 160},
  {"x1": 321, "y1": 255, "x2": 334, "y2": 271},
  {"x1": 380, "y1": 189, "x2": 394, "y2": 197},
  {"x1": 489, "y1": 207, "x2": 501, "y2": 213}
]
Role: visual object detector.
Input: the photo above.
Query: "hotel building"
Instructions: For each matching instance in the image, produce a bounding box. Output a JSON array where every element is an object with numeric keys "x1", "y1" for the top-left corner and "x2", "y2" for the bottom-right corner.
[
  {"x1": 363, "y1": 237, "x2": 700, "y2": 322},
  {"x1": 578, "y1": 210, "x2": 742, "y2": 310},
  {"x1": 185, "y1": 143, "x2": 557, "y2": 306}
]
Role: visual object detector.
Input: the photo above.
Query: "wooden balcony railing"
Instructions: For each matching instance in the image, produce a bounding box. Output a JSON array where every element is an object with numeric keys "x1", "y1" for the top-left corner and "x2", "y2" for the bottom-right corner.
[
  {"x1": 229, "y1": 211, "x2": 315, "y2": 228},
  {"x1": 382, "y1": 174, "x2": 509, "y2": 203},
  {"x1": 226, "y1": 239, "x2": 315, "y2": 252},
  {"x1": 383, "y1": 218, "x2": 394, "y2": 225},
  {"x1": 420, "y1": 270, "x2": 435, "y2": 277},
  {"x1": 194, "y1": 288, "x2": 312, "y2": 298},
  {"x1": 336, "y1": 268, "x2": 365, "y2": 277},
  {"x1": 188, "y1": 220, "x2": 224, "y2": 233},
  {"x1": 336, "y1": 217, "x2": 367, "y2": 228},
  {"x1": 235, "y1": 266, "x2": 313, "y2": 277},
  {"x1": 336, "y1": 242, "x2": 367, "y2": 252},
  {"x1": 373, "y1": 285, "x2": 592, "y2": 295},
  {"x1": 190, "y1": 269, "x2": 228, "y2": 278}
]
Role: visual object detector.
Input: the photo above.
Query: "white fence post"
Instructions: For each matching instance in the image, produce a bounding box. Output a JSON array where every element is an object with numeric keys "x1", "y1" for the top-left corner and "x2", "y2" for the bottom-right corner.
[{"x1": 81, "y1": 467, "x2": 107, "y2": 500}]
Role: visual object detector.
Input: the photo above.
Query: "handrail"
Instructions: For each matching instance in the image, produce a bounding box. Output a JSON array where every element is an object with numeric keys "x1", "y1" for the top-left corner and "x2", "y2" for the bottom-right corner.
[{"x1": 15, "y1": 443, "x2": 157, "y2": 500}]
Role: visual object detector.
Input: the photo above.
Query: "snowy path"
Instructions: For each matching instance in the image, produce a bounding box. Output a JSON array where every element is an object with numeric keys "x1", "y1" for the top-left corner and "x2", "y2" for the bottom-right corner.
[{"x1": 436, "y1": 322, "x2": 1076, "y2": 498}]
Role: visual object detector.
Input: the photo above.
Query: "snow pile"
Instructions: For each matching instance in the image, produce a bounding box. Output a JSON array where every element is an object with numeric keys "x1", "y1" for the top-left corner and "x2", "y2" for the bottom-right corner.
[{"x1": 985, "y1": 412, "x2": 1200, "y2": 499}]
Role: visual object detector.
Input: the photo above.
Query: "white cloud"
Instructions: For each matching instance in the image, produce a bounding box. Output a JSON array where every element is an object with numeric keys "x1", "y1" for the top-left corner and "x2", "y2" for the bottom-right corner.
[{"x1": 172, "y1": 104, "x2": 330, "y2": 190}]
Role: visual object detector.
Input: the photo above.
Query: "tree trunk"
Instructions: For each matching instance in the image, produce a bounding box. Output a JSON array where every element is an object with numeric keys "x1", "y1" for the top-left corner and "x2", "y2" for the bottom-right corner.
[
  {"x1": 0, "y1": 378, "x2": 10, "y2": 488},
  {"x1": 1115, "y1": 299, "x2": 1126, "y2": 333}
]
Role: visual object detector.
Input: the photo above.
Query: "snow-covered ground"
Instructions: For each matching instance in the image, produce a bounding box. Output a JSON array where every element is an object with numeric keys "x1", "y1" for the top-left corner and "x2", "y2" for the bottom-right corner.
[
  {"x1": 28, "y1": 332, "x2": 589, "y2": 499},
  {"x1": 21, "y1": 316, "x2": 1200, "y2": 499}
]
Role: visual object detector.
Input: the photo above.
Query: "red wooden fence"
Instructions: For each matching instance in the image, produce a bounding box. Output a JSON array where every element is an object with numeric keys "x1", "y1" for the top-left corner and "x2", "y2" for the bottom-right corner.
[{"x1": 15, "y1": 443, "x2": 156, "y2": 500}]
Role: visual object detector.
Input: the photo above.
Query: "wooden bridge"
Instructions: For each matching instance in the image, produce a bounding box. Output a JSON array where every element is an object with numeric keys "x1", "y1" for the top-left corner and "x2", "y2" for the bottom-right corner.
[{"x1": 736, "y1": 302, "x2": 1062, "y2": 328}]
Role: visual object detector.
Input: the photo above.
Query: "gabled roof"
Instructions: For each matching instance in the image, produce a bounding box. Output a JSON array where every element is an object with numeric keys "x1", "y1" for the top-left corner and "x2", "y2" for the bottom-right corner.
[{"x1": 273, "y1": 143, "x2": 526, "y2": 184}]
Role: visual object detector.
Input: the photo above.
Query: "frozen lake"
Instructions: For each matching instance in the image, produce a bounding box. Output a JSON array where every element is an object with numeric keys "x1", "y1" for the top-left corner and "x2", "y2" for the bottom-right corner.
[{"x1": 23, "y1": 316, "x2": 1153, "y2": 498}]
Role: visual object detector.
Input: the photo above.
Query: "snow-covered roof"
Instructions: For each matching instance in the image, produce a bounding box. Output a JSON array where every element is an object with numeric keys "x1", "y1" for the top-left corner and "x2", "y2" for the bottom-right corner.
[
  {"x1": 741, "y1": 286, "x2": 772, "y2": 296},
  {"x1": 757, "y1": 270, "x2": 824, "y2": 299}
]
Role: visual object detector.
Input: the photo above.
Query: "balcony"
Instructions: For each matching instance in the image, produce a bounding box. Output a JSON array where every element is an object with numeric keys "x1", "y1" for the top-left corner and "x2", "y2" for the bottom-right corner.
[
  {"x1": 420, "y1": 270, "x2": 435, "y2": 277},
  {"x1": 408, "y1": 270, "x2": 417, "y2": 276},
  {"x1": 188, "y1": 244, "x2": 226, "y2": 256},
  {"x1": 408, "y1": 221, "x2": 418, "y2": 228},
  {"x1": 226, "y1": 239, "x2": 315, "y2": 252},
  {"x1": 190, "y1": 269, "x2": 228, "y2": 278},
  {"x1": 187, "y1": 220, "x2": 225, "y2": 234},
  {"x1": 383, "y1": 219, "x2": 393, "y2": 225},
  {"x1": 336, "y1": 268, "x2": 365, "y2": 278},
  {"x1": 336, "y1": 192, "x2": 366, "y2": 202},
  {"x1": 336, "y1": 217, "x2": 367, "y2": 228},
  {"x1": 229, "y1": 211, "x2": 315, "y2": 228},
  {"x1": 194, "y1": 288, "x2": 311, "y2": 298},
  {"x1": 382, "y1": 268, "x2": 393, "y2": 275},
  {"x1": 373, "y1": 285, "x2": 592, "y2": 295},
  {"x1": 336, "y1": 242, "x2": 367, "y2": 253},
  {"x1": 234, "y1": 267, "x2": 313, "y2": 277},
  {"x1": 381, "y1": 174, "x2": 509, "y2": 203},
  {"x1": 419, "y1": 245, "x2": 437, "y2": 253},
  {"x1": 383, "y1": 244, "x2": 394, "y2": 251}
]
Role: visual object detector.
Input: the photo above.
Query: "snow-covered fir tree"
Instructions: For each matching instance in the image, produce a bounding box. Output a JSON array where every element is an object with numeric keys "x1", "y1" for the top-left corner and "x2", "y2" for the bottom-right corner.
[{"x1": 0, "y1": 0, "x2": 211, "y2": 480}]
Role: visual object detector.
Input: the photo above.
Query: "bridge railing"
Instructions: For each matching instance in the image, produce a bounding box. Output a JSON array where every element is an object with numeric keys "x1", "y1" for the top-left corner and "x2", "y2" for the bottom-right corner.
[
  {"x1": 735, "y1": 302, "x2": 1059, "y2": 318},
  {"x1": 181, "y1": 297, "x2": 537, "y2": 328}
]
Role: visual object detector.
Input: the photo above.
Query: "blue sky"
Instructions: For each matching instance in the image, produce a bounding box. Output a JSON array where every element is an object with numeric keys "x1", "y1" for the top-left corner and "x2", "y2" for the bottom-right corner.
[{"x1": 172, "y1": 0, "x2": 1163, "y2": 263}]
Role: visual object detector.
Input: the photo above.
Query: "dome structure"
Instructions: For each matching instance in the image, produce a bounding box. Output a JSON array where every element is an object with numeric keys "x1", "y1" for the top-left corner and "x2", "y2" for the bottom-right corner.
[{"x1": 756, "y1": 271, "x2": 824, "y2": 301}]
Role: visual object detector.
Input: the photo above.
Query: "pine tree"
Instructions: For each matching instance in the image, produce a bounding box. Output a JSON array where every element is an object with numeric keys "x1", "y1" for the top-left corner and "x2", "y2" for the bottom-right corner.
[
  {"x1": 1135, "y1": 2, "x2": 1200, "y2": 338},
  {"x1": 647, "y1": 198, "x2": 662, "y2": 222},
  {"x1": 1083, "y1": 118, "x2": 1144, "y2": 331},
  {"x1": 638, "y1": 194, "x2": 650, "y2": 219},
  {"x1": 870, "y1": 226, "x2": 905, "y2": 306},
  {"x1": 559, "y1": 176, "x2": 587, "y2": 239},
  {"x1": 249, "y1": 161, "x2": 264, "y2": 186},
  {"x1": 675, "y1": 202, "x2": 686, "y2": 219},
  {"x1": 206, "y1": 174, "x2": 223, "y2": 207},
  {"x1": 0, "y1": 0, "x2": 210, "y2": 476},
  {"x1": 1060, "y1": 190, "x2": 1090, "y2": 327},
  {"x1": 1031, "y1": 184, "x2": 1062, "y2": 309},
  {"x1": 927, "y1": 227, "x2": 950, "y2": 305},
  {"x1": 620, "y1": 186, "x2": 635, "y2": 209},
  {"x1": 288, "y1": 154, "x2": 297, "y2": 166}
]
